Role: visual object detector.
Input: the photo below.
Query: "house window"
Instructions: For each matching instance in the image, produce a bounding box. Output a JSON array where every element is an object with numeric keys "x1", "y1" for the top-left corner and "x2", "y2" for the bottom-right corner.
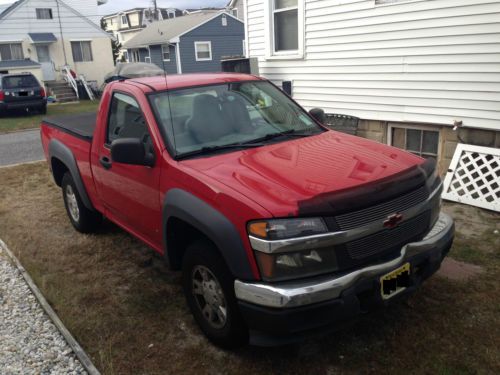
[
  {"x1": 71, "y1": 41, "x2": 93, "y2": 62},
  {"x1": 390, "y1": 125, "x2": 440, "y2": 159},
  {"x1": 0, "y1": 43, "x2": 24, "y2": 61},
  {"x1": 162, "y1": 45, "x2": 170, "y2": 61},
  {"x1": 231, "y1": 8, "x2": 238, "y2": 18},
  {"x1": 36, "y1": 8, "x2": 53, "y2": 20},
  {"x1": 131, "y1": 49, "x2": 140, "y2": 62},
  {"x1": 272, "y1": 0, "x2": 299, "y2": 52},
  {"x1": 168, "y1": 10, "x2": 176, "y2": 18},
  {"x1": 121, "y1": 15, "x2": 128, "y2": 26},
  {"x1": 195, "y1": 41, "x2": 212, "y2": 61}
]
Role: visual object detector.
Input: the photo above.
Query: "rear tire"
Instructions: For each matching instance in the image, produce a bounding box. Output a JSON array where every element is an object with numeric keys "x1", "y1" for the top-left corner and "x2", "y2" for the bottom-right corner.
[
  {"x1": 61, "y1": 172, "x2": 101, "y2": 233},
  {"x1": 40, "y1": 104, "x2": 47, "y2": 115},
  {"x1": 182, "y1": 240, "x2": 248, "y2": 348}
]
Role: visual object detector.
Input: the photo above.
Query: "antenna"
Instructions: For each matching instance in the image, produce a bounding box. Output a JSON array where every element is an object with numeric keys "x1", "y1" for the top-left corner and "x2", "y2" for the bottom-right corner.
[{"x1": 157, "y1": 27, "x2": 178, "y2": 155}]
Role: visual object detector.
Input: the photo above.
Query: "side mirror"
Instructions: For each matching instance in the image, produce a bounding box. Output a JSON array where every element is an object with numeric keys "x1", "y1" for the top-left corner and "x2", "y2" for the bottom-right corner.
[
  {"x1": 111, "y1": 138, "x2": 155, "y2": 167},
  {"x1": 309, "y1": 108, "x2": 326, "y2": 124}
]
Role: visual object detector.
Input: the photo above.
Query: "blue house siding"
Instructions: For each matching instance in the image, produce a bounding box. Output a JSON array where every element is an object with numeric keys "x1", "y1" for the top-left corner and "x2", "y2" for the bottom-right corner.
[
  {"x1": 179, "y1": 14, "x2": 244, "y2": 74},
  {"x1": 149, "y1": 44, "x2": 177, "y2": 74}
]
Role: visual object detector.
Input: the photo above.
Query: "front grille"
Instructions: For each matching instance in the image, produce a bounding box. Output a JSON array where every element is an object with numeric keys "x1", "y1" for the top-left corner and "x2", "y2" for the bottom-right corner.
[
  {"x1": 345, "y1": 211, "x2": 430, "y2": 261},
  {"x1": 334, "y1": 184, "x2": 429, "y2": 230}
]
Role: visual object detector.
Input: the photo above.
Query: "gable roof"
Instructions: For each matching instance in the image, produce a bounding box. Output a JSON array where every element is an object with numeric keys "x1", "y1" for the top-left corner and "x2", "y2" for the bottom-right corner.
[
  {"x1": 124, "y1": 11, "x2": 237, "y2": 49},
  {"x1": 0, "y1": 0, "x2": 110, "y2": 38},
  {"x1": 0, "y1": 0, "x2": 24, "y2": 20}
]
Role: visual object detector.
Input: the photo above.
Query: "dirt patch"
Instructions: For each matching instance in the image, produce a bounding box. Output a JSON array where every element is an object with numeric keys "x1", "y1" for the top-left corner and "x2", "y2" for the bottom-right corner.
[
  {"x1": 437, "y1": 258, "x2": 484, "y2": 281},
  {"x1": 1, "y1": 163, "x2": 499, "y2": 375}
]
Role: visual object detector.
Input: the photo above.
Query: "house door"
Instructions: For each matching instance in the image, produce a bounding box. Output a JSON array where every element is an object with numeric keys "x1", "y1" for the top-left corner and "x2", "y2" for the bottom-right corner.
[{"x1": 36, "y1": 45, "x2": 56, "y2": 81}]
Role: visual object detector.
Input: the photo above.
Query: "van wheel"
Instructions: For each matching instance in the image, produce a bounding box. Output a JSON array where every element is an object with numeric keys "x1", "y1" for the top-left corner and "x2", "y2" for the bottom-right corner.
[
  {"x1": 61, "y1": 172, "x2": 101, "y2": 233},
  {"x1": 182, "y1": 240, "x2": 248, "y2": 348}
]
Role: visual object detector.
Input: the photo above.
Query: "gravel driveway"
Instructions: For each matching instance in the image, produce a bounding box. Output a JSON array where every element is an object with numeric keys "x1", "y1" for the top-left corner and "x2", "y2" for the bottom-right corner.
[
  {"x1": 0, "y1": 251, "x2": 87, "y2": 375},
  {"x1": 0, "y1": 129, "x2": 44, "y2": 167}
]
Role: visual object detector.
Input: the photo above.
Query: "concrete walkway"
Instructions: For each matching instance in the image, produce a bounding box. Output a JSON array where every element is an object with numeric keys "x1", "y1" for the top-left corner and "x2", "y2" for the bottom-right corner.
[{"x1": 0, "y1": 130, "x2": 44, "y2": 167}]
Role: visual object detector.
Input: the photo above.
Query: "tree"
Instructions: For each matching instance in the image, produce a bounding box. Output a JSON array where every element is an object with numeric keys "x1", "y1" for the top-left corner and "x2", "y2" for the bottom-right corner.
[{"x1": 100, "y1": 18, "x2": 123, "y2": 64}]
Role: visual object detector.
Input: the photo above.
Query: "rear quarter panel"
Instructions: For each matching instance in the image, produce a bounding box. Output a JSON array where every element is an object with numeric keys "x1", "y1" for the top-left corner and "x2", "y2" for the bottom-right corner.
[{"x1": 40, "y1": 123, "x2": 102, "y2": 213}]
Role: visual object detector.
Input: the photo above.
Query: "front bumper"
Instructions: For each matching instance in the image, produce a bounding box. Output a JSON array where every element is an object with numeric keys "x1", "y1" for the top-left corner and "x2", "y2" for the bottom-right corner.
[{"x1": 235, "y1": 212, "x2": 454, "y2": 345}]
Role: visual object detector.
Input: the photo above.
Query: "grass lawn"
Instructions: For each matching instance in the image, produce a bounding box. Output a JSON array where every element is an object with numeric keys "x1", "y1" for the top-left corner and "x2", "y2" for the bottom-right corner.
[
  {"x1": 0, "y1": 101, "x2": 99, "y2": 134},
  {"x1": 0, "y1": 162, "x2": 499, "y2": 375}
]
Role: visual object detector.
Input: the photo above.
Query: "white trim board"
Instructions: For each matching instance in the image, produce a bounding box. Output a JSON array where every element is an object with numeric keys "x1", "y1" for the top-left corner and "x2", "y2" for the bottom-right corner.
[{"x1": 442, "y1": 143, "x2": 500, "y2": 212}]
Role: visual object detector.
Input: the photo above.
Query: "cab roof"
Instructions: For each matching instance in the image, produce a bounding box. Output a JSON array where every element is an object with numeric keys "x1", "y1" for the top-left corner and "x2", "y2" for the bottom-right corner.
[{"x1": 123, "y1": 73, "x2": 265, "y2": 92}]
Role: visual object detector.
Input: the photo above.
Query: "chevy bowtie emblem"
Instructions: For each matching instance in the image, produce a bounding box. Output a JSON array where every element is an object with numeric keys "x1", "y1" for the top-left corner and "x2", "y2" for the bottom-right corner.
[{"x1": 383, "y1": 213, "x2": 403, "y2": 228}]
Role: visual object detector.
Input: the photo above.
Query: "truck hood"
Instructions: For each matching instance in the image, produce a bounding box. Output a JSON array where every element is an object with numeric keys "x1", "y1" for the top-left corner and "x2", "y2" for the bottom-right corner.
[{"x1": 181, "y1": 131, "x2": 426, "y2": 218}]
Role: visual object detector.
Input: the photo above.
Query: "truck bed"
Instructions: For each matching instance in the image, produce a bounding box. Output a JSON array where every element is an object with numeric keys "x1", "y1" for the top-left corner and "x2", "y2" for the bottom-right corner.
[{"x1": 42, "y1": 112, "x2": 96, "y2": 141}]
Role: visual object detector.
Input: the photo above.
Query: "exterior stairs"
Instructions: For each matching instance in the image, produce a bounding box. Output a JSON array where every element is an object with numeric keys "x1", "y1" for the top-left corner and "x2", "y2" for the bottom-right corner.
[{"x1": 45, "y1": 81, "x2": 78, "y2": 103}]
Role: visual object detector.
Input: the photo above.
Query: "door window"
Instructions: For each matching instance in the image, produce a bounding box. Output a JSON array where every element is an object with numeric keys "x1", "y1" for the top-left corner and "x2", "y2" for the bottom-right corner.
[
  {"x1": 107, "y1": 93, "x2": 152, "y2": 150},
  {"x1": 36, "y1": 45, "x2": 51, "y2": 63}
]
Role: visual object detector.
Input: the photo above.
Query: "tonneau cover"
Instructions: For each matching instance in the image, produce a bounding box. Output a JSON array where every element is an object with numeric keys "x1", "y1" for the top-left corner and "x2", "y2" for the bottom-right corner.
[{"x1": 42, "y1": 112, "x2": 96, "y2": 141}]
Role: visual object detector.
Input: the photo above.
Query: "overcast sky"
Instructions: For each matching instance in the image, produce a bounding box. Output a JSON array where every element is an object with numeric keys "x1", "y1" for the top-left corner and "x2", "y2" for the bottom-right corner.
[{"x1": 0, "y1": 1, "x2": 230, "y2": 14}]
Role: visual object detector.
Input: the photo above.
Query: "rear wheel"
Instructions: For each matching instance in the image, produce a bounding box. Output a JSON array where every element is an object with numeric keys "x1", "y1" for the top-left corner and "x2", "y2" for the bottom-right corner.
[
  {"x1": 61, "y1": 172, "x2": 101, "y2": 233},
  {"x1": 40, "y1": 104, "x2": 47, "y2": 115},
  {"x1": 182, "y1": 240, "x2": 248, "y2": 348}
]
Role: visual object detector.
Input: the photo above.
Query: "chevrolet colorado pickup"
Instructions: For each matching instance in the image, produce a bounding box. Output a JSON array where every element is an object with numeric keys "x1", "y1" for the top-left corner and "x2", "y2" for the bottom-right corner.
[{"x1": 41, "y1": 73, "x2": 454, "y2": 348}]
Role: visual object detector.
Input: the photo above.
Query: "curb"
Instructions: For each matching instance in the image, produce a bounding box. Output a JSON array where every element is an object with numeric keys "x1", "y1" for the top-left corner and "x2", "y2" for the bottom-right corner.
[
  {"x1": 0, "y1": 238, "x2": 101, "y2": 375},
  {"x1": 0, "y1": 160, "x2": 45, "y2": 169}
]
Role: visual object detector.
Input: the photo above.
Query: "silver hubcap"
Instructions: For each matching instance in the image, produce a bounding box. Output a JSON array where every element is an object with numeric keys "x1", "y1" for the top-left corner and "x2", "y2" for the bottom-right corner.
[
  {"x1": 192, "y1": 265, "x2": 227, "y2": 329},
  {"x1": 65, "y1": 185, "x2": 80, "y2": 222}
]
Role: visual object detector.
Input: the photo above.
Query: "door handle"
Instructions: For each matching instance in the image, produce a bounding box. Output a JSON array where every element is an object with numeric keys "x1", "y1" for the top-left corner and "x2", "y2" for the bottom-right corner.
[{"x1": 100, "y1": 156, "x2": 112, "y2": 170}]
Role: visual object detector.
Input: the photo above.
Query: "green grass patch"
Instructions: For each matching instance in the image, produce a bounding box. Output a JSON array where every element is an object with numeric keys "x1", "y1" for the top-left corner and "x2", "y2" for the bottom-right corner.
[{"x1": 0, "y1": 101, "x2": 99, "y2": 134}]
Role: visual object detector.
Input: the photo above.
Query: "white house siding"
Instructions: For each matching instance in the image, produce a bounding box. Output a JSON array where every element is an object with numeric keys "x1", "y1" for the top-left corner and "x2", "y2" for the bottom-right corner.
[
  {"x1": 61, "y1": 0, "x2": 101, "y2": 25},
  {"x1": 246, "y1": 0, "x2": 500, "y2": 131}
]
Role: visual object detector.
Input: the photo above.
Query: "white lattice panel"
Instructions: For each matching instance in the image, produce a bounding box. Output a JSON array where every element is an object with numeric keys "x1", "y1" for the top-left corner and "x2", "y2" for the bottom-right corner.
[{"x1": 442, "y1": 144, "x2": 500, "y2": 212}]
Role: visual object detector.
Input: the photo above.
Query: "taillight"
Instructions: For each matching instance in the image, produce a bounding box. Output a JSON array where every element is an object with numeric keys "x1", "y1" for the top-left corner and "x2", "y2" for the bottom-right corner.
[
  {"x1": 40, "y1": 87, "x2": 46, "y2": 98},
  {"x1": 0, "y1": 90, "x2": 4, "y2": 101}
]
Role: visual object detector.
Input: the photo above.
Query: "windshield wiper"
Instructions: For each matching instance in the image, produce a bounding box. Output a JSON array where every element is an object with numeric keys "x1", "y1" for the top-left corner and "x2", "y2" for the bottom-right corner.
[
  {"x1": 247, "y1": 129, "x2": 318, "y2": 144},
  {"x1": 176, "y1": 142, "x2": 265, "y2": 160}
]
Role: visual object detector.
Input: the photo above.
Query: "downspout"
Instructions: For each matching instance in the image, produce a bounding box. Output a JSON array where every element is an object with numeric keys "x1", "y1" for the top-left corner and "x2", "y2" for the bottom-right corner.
[
  {"x1": 56, "y1": 0, "x2": 68, "y2": 65},
  {"x1": 175, "y1": 42, "x2": 182, "y2": 74}
]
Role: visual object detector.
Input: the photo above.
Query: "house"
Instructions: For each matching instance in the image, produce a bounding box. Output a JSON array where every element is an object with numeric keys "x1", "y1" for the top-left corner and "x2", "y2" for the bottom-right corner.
[
  {"x1": 102, "y1": 7, "x2": 183, "y2": 60},
  {"x1": 243, "y1": 0, "x2": 500, "y2": 172},
  {"x1": 123, "y1": 11, "x2": 245, "y2": 74},
  {"x1": 227, "y1": 0, "x2": 244, "y2": 20},
  {"x1": 0, "y1": 0, "x2": 114, "y2": 86}
]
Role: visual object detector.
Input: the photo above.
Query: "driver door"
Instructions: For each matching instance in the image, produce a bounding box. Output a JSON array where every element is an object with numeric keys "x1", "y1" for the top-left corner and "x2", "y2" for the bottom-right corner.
[{"x1": 93, "y1": 92, "x2": 162, "y2": 245}]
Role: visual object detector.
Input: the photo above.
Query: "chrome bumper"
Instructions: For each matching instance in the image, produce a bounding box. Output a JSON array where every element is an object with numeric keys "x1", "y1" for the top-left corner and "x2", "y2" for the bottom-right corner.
[{"x1": 235, "y1": 212, "x2": 454, "y2": 309}]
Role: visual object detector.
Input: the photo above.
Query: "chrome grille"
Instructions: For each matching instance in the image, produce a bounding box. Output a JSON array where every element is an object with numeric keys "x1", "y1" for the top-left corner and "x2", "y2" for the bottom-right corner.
[
  {"x1": 334, "y1": 185, "x2": 429, "y2": 230},
  {"x1": 345, "y1": 212, "x2": 430, "y2": 260}
]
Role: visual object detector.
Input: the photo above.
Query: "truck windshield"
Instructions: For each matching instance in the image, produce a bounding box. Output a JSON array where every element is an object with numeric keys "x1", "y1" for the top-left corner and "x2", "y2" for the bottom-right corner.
[{"x1": 149, "y1": 81, "x2": 324, "y2": 158}]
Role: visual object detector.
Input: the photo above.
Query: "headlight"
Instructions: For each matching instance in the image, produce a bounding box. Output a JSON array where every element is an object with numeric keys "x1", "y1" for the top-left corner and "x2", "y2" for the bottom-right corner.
[
  {"x1": 248, "y1": 218, "x2": 328, "y2": 240},
  {"x1": 254, "y1": 248, "x2": 338, "y2": 281},
  {"x1": 248, "y1": 218, "x2": 337, "y2": 281}
]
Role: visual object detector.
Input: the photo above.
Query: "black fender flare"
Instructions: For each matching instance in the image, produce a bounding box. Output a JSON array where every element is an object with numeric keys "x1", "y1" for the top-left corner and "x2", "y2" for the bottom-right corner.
[
  {"x1": 163, "y1": 188, "x2": 256, "y2": 280},
  {"x1": 48, "y1": 139, "x2": 95, "y2": 211}
]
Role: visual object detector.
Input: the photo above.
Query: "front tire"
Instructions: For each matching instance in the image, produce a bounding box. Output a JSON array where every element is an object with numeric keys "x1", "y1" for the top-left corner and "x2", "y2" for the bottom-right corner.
[
  {"x1": 182, "y1": 240, "x2": 248, "y2": 348},
  {"x1": 61, "y1": 172, "x2": 101, "y2": 233}
]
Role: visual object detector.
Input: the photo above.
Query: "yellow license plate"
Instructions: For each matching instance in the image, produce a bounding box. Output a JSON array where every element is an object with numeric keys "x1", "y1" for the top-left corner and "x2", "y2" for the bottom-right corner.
[{"x1": 380, "y1": 263, "x2": 411, "y2": 300}]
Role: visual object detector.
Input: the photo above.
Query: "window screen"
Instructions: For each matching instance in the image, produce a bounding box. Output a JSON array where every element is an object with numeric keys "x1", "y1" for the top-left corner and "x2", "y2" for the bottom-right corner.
[
  {"x1": 195, "y1": 42, "x2": 212, "y2": 61},
  {"x1": 0, "y1": 43, "x2": 23, "y2": 61},
  {"x1": 391, "y1": 126, "x2": 439, "y2": 159},
  {"x1": 71, "y1": 41, "x2": 93, "y2": 62},
  {"x1": 273, "y1": 0, "x2": 298, "y2": 52},
  {"x1": 36, "y1": 8, "x2": 53, "y2": 19}
]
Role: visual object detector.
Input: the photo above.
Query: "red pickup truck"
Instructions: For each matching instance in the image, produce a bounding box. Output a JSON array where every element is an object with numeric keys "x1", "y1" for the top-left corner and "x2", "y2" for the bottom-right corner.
[{"x1": 41, "y1": 73, "x2": 454, "y2": 348}]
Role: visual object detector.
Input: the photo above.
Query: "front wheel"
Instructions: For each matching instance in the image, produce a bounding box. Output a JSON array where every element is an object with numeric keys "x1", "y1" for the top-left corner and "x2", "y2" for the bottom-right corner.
[
  {"x1": 61, "y1": 172, "x2": 101, "y2": 233},
  {"x1": 182, "y1": 240, "x2": 248, "y2": 348}
]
